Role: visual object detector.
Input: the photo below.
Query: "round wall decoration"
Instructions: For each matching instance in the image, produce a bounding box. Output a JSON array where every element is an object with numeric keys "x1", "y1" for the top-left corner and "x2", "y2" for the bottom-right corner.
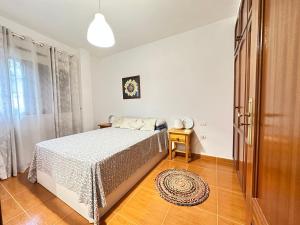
[
  {"x1": 122, "y1": 75, "x2": 141, "y2": 99},
  {"x1": 124, "y1": 79, "x2": 138, "y2": 96},
  {"x1": 155, "y1": 168, "x2": 210, "y2": 206},
  {"x1": 182, "y1": 117, "x2": 194, "y2": 129}
]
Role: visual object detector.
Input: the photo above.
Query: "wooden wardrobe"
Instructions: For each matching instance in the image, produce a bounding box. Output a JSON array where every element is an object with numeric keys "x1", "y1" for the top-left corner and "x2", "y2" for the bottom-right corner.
[{"x1": 233, "y1": 0, "x2": 300, "y2": 225}]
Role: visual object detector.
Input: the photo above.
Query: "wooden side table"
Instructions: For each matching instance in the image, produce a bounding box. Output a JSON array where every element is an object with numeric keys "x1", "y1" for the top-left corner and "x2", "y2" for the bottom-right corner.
[
  {"x1": 97, "y1": 122, "x2": 112, "y2": 129},
  {"x1": 168, "y1": 128, "x2": 193, "y2": 163}
]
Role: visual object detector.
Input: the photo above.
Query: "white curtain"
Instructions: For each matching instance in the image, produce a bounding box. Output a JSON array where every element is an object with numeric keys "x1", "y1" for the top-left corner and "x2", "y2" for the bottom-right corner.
[
  {"x1": 0, "y1": 26, "x2": 82, "y2": 179},
  {"x1": 51, "y1": 49, "x2": 82, "y2": 137},
  {"x1": 0, "y1": 27, "x2": 17, "y2": 179}
]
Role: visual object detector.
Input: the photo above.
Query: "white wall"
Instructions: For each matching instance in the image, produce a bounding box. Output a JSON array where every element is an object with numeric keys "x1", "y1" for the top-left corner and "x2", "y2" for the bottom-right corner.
[
  {"x1": 91, "y1": 17, "x2": 235, "y2": 159},
  {"x1": 0, "y1": 15, "x2": 94, "y2": 132},
  {"x1": 0, "y1": 15, "x2": 76, "y2": 54}
]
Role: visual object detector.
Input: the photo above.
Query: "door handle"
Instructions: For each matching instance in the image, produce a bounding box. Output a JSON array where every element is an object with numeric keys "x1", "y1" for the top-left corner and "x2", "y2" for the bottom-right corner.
[
  {"x1": 238, "y1": 112, "x2": 250, "y2": 118},
  {"x1": 240, "y1": 122, "x2": 250, "y2": 126},
  {"x1": 239, "y1": 98, "x2": 253, "y2": 143}
]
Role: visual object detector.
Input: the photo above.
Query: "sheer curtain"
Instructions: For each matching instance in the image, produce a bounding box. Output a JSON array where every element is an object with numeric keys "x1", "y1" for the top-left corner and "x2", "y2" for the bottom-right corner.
[
  {"x1": 51, "y1": 49, "x2": 82, "y2": 137},
  {"x1": 0, "y1": 27, "x2": 17, "y2": 179},
  {"x1": 0, "y1": 26, "x2": 82, "y2": 179}
]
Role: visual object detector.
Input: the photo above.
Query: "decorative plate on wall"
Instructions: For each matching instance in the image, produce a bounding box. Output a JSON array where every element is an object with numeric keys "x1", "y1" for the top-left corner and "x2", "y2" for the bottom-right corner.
[
  {"x1": 122, "y1": 75, "x2": 141, "y2": 99},
  {"x1": 182, "y1": 117, "x2": 194, "y2": 129}
]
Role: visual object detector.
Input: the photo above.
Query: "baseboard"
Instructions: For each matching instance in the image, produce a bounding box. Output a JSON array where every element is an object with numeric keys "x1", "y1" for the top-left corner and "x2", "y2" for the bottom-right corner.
[{"x1": 174, "y1": 152, "x2": 233, "y2": 163}]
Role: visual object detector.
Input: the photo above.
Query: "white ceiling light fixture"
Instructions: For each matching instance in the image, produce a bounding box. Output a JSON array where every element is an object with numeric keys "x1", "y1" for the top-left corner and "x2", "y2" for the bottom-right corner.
[{"x1": 87, "y1": 0, "x2": 115, "y2": 48}]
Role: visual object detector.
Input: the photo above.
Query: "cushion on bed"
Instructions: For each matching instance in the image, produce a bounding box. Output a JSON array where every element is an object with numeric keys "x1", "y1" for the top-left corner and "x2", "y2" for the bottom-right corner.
[
  {"x1": 119, "y1": 118, "x2": 145, "y2": 130},
  {"x1": 155, "y1": 123, "x2": 167, "y2": 130},
  {"x1": 156, "y1": 119, "x2": 166, "y2": 127},
  {"x1": 140, "y1": 118, "x2": 157, "y2": 131},
  {"x1": 112, "y1": 116, "x2": 160, "y2": 131},
  {"x1": 132, "y1": 119, "x2": 145, "y2": 129},
  {"x1": 111, "y1": 116, "x2": 123, "y2": 127},
  {"x1": 120, "y1": 118, "x2": 135, "y2": 129}
]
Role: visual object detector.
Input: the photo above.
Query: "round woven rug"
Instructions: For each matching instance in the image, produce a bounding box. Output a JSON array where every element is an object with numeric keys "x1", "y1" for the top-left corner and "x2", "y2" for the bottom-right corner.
[{"x1": 155, "y1": 168, "x2": 210, "y2": 206}]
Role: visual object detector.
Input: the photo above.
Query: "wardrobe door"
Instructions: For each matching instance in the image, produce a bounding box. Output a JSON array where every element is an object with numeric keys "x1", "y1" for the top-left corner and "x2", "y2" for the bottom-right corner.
[
  {"x1": 234, "y1": 13, "x2": 252, "y2": 193},
  {"x1": 235, "y1": 19, "x2": 240, "y2": 50},
  {"x1": 238, "y1": 36, "x2": 248, "y2": 192},
  {"x1": 241, "y1": 0, "x2": 248, "y2": 33},
  {"x1": 253, "y1": 0, "x2": 300, "y2": 224},
  {"x1": 233, "y1": 53, "x2": 240, "y2": 169}
]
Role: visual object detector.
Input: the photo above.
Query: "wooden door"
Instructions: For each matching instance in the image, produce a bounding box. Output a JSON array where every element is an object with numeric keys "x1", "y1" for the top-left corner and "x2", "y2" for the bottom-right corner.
[{"x1": 252, "y1": 0, "x2": 300, "y2": 224}]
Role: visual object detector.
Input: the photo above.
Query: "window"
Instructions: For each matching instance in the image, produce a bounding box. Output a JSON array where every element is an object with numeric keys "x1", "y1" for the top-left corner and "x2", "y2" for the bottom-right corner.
[
  {"x1": 9, "y1": 58, "x2": 35, "y2": 115},
  {"x1": 8, "y1": 58, "x2": 53, "y2": 116},
  {"x1": 38, "y1": 63, "x2": 53, "y2": 114}
]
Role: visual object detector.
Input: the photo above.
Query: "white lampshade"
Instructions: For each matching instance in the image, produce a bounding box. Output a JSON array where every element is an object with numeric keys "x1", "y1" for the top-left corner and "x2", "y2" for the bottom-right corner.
[{"x1": 87, "y1": 13, "x2": 115, "y2": 48}]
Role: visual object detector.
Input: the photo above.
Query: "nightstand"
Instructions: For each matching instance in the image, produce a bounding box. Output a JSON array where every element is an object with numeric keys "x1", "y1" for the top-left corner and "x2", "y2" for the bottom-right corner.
[
  {"x1": 168, "y1": 128, "x2": 193, "y2": 163},
  {"x1": 97, "y1": 122, "x2": 112, "y2": 129}
]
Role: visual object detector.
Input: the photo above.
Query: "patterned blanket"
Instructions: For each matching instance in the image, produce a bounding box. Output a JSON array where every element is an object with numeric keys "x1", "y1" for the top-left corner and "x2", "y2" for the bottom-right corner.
[{"x1": 28, "y1": 128, "x2": 167, "y2": 224}]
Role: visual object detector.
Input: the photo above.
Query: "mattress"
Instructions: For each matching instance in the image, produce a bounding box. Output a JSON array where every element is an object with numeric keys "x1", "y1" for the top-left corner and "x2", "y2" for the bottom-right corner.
[
  {"x1": 37, "y1": 152, "x2": 165, "y2": 223},
  {"x1": 28, "y1": 128, "x2": 167, "y2": 224}
]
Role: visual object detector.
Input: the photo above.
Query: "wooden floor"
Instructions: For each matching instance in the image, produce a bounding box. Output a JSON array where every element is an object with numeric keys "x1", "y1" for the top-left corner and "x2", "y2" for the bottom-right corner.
[{"x1": 0, "y1": 156, "x2": 246, "y2": 225}]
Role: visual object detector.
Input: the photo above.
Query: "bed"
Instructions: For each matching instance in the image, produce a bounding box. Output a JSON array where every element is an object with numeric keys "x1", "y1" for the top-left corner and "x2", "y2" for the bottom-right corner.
[{"x1": 28, "y1": 126, "x2": 168, "y2": 225}]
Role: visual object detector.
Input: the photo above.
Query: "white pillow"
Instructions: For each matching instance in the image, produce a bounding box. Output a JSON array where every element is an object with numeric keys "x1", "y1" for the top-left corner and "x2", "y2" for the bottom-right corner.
[
  {"x1": 119, "y1": 118, "x2": 144, "y2": 130},
  {"x1": 111, "y1": 116, "x2": 123, "y2": 128},
  {"x1": 131, "y1": 119, "x2": 144, "y2": 130},
  {"x1": 120, "y1": 118, "x2": 134, "y2": 129},
  {"x1": 140, "y1": 118, "x2": 157, "y2": 131}
]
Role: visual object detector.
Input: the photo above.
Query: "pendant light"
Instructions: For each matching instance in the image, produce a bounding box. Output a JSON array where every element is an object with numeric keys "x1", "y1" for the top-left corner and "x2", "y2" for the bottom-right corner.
[{"x1": 87, "y1": 0, "x2": 115, "y2": 48}]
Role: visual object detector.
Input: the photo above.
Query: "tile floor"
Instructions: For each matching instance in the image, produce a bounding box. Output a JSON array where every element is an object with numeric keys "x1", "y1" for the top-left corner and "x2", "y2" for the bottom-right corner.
[{"x1": 0, "y1": 156, "x2": 247, "y2": 225}]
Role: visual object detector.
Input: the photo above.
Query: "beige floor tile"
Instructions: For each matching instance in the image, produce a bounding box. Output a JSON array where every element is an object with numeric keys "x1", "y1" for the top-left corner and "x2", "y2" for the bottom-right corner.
[
  {"x1": 218, "y1": 216, "x2": 245, "y2": 225},
  {"x1": 217, "y1": 159, "x2": 235, "y2": 173},
  {"x1": 0, "y1": 157, "x2": 247, "y2": 225},
  {"x1": 163, "y1": 205, "x2": 217, "y2": 225},
  {"x1": 107, "y1": 187, "x2": 138, "y2": 214},
  {"x1": 107, "y1": 214, "x2": 136, "y2": 225},
  {"x1": 218, "y1": 189, "x2": 246, "y2": 224},
  {"x1": 100, "y1": 212, "x2": 116, "y2": 225},
  {"x1": 27, "y1": 197, "x2": 73, "y2": 225},
  {"x1": 0, "y1": 185, "x2": 10, "y2": 201},
  {"x1": 14, "y1": 185, "x2": 55, "y2": 209},
  {"x1": 217, "y1": 171, "x2": 242, "y2": 193},
  {"x1": 189, "y1": 156, "x2": 217, "y2": 170},
  {"x1": 117, "y1": 187, "x2": 170, "y2": 225},
  {"x1": 1, "y1": 197, "x2": 24, "y2": 224},
  {"x1": 1, "y1": 175, "x2": 34, "y2": 196},
  {"x1": 154, "y1": 159, "x2": 188, "y2": 171},
  {"x1": 187, "y1": 164, "x2": 217, "y2": 186},
  {"x1": 3, "y1": 213, "x2": 45, "y2": 225},
  {"x1": 55, "y1": 212, "x2": 90, "y2": 225},
  {"x1": 138, "y1": 167, "x2": 169, "y2": 192},
  {"x1": 194, "y1": 185, "x2": 217, "y2": 214}
]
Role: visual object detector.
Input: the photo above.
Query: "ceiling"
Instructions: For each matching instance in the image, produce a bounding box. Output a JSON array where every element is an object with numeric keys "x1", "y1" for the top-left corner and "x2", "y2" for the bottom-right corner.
[{"x1": 0, "y1": 0, "x2": 239, "y2": 58}]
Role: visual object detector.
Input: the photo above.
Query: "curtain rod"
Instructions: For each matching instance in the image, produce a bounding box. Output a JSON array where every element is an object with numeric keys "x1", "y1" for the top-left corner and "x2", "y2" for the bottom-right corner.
[{"x1": 11, "y1": 32, "x2": 74, "y2": 57}]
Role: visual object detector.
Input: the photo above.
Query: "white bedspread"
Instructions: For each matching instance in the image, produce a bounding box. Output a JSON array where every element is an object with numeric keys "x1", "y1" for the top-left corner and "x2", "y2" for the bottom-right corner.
[
  {"x1": 35, "y1": 128, "x2": 160, "y2": 162},
  {"x1": 28, "y1": 128, "x2": 167, "y2": 224}
]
